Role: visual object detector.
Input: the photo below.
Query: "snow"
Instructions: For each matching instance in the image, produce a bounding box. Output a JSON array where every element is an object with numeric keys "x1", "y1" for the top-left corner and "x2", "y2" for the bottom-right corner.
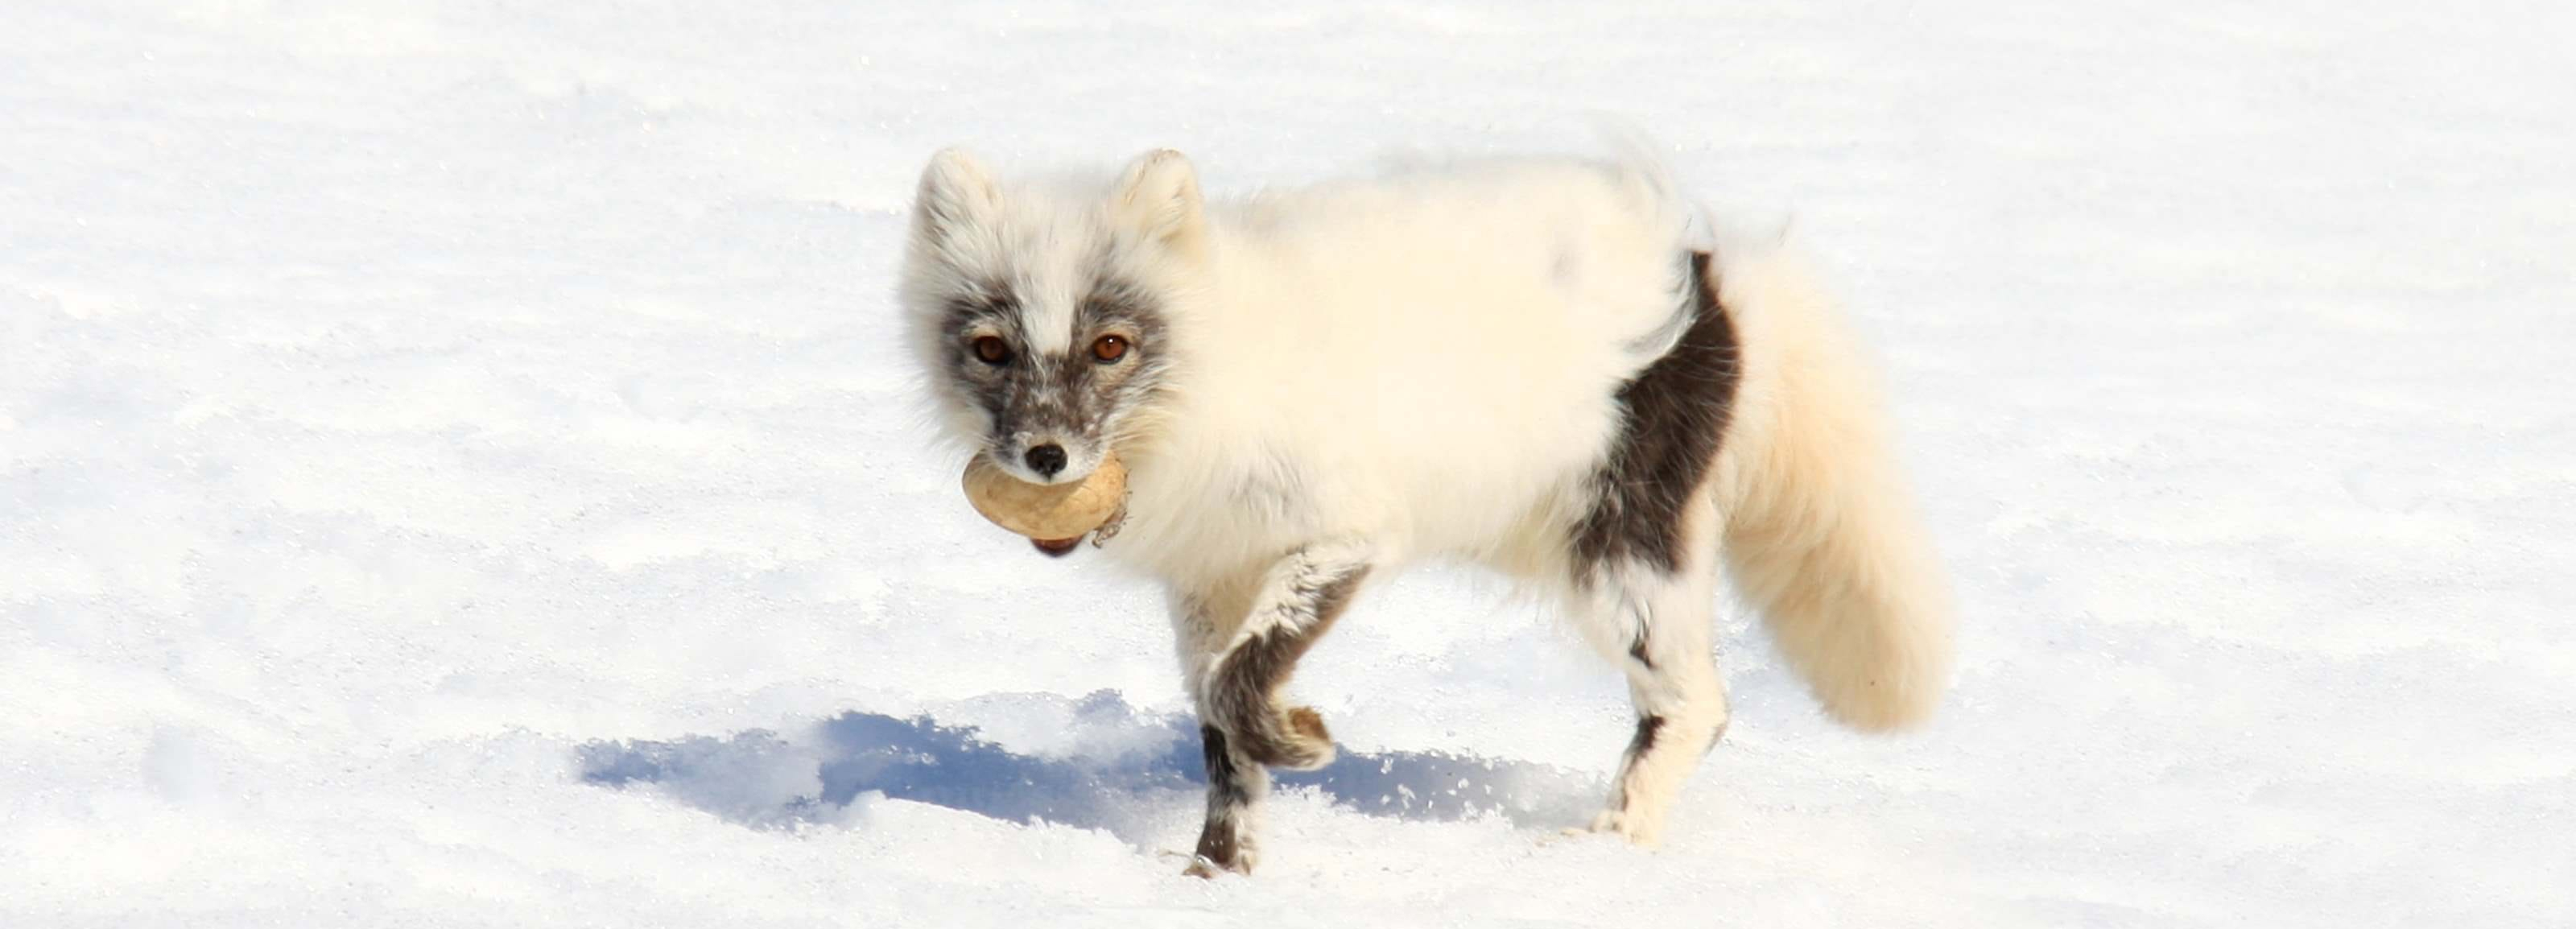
[{"x1": 4, "y1": 2, "x2": 2571, "y2": 926}]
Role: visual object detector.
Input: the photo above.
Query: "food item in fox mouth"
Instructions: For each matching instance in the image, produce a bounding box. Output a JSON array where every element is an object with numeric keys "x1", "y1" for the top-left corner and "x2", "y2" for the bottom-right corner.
[{"x1": 960, "y1": 452, "x2": 1127, "y2": 554}]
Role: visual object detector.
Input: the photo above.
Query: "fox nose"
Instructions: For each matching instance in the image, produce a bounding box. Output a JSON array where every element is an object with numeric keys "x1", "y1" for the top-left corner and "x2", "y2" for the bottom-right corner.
[{"x1": 1024, "y1": 444, "x2": 1067, "y2": 478}]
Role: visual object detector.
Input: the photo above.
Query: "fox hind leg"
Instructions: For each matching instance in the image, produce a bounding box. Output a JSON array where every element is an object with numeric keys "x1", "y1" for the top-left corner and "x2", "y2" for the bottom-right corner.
[
  {"x1": 1566, "y1": 247, "x2": 1740, "y2": 845},
  {"x1": 1575, "y1": 547, "x2": 1729, "y2": 847}
]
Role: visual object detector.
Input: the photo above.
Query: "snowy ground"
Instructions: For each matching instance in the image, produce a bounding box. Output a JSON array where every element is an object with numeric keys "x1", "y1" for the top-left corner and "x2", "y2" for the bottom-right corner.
[{"x1": 5, "y1": 2, "x2": 2572, "y2": 926}]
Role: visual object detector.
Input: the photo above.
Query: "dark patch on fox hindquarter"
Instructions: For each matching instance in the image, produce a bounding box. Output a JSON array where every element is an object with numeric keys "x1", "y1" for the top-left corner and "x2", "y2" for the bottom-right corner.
[
  {"x1": 1210, "y1": 564, "x2": 1368, "y2": 769},
  {"x1": 1574, "y1": 250, "x2": 1740, "y2": 576}
]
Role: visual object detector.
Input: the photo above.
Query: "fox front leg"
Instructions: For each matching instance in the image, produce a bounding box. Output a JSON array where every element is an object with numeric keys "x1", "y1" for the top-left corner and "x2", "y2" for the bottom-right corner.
[{"x1": 1178, "y1": 539, "x2": 1373, "y2": 877}]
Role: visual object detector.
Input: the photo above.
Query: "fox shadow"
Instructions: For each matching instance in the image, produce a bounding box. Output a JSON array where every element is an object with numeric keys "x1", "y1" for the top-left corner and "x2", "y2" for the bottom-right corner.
[{"x1": 575, "y1": 691, "x2": 1602, "y2": 844}]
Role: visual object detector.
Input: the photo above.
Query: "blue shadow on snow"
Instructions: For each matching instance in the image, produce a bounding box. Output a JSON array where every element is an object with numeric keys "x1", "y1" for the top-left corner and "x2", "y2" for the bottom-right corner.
[{"x1": 575, "y1": 691, "x2": 1600, "y2": 843}]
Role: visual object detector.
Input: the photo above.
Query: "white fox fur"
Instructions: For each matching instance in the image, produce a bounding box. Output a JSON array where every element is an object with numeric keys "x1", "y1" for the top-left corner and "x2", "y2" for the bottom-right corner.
[
  {"x1": 898, "y1": 139, "x2": 1954, "y2": 875},
  {"x1": 1709, "y1": 247, "x2": 1956, "y2": 730}
]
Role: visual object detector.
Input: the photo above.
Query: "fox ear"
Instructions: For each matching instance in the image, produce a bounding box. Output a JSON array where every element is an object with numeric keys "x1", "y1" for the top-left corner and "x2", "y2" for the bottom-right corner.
[
  {"x1": 914, "y1": 147, "x2": 999, "y2": 242},
  {"x1": 1113, "y1": 149, "x2": 1205, "y2": 253}
]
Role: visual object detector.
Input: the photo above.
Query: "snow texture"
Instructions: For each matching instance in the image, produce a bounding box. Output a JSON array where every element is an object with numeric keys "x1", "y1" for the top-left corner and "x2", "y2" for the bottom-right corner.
[{"x1": 4, "y1": 2, "x2": 2572, "y2": 927}]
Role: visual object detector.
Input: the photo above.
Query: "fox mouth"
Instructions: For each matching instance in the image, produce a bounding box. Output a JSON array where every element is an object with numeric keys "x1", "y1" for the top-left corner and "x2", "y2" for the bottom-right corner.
[{"x1": 988, "y1": 452, "x2": 1100, "y2": 487}]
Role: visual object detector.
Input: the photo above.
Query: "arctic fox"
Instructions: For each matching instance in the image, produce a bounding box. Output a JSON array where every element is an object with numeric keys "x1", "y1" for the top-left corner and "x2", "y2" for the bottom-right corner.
[{"x1": 898, "y1": 142, "x2": 1955, "y2": 877}]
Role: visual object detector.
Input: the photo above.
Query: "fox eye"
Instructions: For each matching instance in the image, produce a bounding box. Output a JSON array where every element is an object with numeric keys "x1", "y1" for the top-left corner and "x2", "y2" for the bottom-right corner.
[
  {"x1": 972, "y1": 335, "x2": 1012, "y2": 365},
  {"x1": 1091, "y1": 335, "x2": 1131, "y2": 364}
]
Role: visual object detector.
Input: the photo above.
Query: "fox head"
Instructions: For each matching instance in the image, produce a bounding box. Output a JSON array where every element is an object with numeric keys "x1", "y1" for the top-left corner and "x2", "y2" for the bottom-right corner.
[{"x1": 898, "y1": 148, "x2": 1206, "y2": 487}]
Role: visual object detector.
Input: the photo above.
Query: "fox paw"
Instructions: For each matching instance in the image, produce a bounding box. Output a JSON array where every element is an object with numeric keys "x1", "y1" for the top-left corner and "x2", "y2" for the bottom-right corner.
[
  {"x1": 1214, "y1": 704, "x2": 1336, "y2": 770},
  {"x1": 1183, "y1": 855, "x2": 1250, "y2": 879},
  {"x1": 1581, "y1": 809, "x2": 1664, "y2": 848},
  {"x1": 1274, "y1": 705, "x2": 1335, "y2": 770}
]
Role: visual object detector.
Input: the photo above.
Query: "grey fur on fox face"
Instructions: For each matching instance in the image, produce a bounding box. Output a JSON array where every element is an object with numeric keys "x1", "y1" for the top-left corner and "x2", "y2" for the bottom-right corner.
[{"x1": 943, "y1": 279, "x2": 1169, "y2": 483}]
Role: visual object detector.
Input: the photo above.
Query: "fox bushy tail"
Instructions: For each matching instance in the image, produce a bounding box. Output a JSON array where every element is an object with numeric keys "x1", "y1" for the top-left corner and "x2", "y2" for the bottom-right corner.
[{"x1": 1709, "y1": 246, "x2": 1955, "y2": 732}]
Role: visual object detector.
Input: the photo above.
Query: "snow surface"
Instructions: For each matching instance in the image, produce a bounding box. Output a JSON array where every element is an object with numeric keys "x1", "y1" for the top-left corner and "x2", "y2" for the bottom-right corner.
[{"x1": 5, "y1": 2, "x2": 2573, "y2": 926}]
